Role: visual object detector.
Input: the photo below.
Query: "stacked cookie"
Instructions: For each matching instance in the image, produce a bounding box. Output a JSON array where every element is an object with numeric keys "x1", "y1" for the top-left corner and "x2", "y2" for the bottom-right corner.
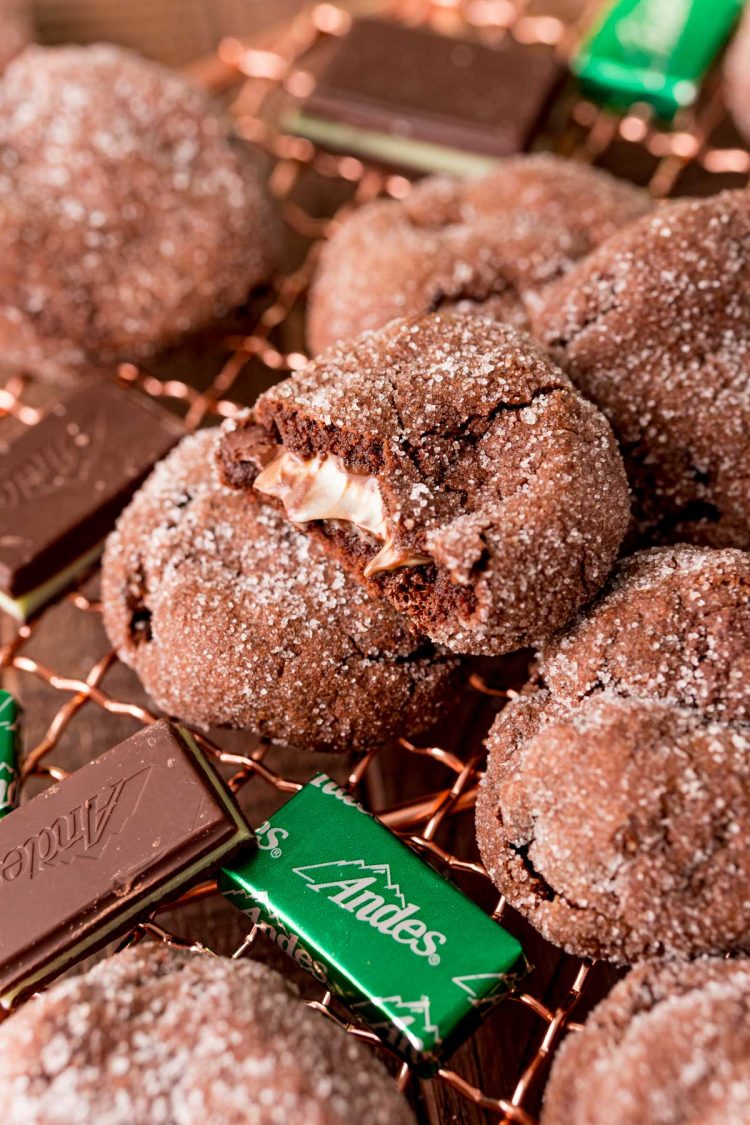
[{"x1": 104, "y1": 313, "x2": 630, "y2": 751}]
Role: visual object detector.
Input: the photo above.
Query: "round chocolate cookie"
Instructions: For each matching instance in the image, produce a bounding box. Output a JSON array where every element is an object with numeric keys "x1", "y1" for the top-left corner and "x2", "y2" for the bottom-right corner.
[
  {"x1": 0, "y1": 944, "x2": 414, "y2": 1124},
  {"x1": 462, "y1": 153, "x2": 653, "y2": 250},
  {"x1": 308, "y1": 155, "x2": 651, "y2": 353},
  {"x1": 542, "y1": 959, "x2": 750, "y2": 1124},
  {"x1": 217, "y1": 314, "x2": 631, "y2": 656},
  {"x1": 0, "y1": 44, "x2": 279, "y2": 379},
  {"x1": 102, "y1": 429, "x2": 460, "y2": 752},
  {"x1": 533, "y1": 190, "x2": 750, "y2": 549},
  {"x1": 476, "y1": 689, "x2": 750, "y2": 962},
  {"x1": 725, "y1": 8, "x2": 750, "y2": 145},
  {"x1": 542, "y1": 545, "x2": 750, "y2": 723}
]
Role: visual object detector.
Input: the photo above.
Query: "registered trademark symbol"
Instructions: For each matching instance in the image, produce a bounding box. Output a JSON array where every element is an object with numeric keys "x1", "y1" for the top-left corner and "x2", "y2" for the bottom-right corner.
[
  {"x1": 429, "y1": 953, "x2": 440, "y2": 966},
  {"x1": 271, "y1": 848, "x2": 282, "y2": 858}
]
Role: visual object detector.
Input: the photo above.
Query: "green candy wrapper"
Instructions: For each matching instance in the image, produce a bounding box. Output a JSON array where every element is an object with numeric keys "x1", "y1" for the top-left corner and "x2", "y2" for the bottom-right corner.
[
  {"x1": 0, "y1": 691, "x2": 18, "y2": 820},
  {"x1": 220, "y1": 773, "x2": 525, "y2": 1073},
  {"x1": 575, "y1": 0, "x2": 742, "y2": 119}
]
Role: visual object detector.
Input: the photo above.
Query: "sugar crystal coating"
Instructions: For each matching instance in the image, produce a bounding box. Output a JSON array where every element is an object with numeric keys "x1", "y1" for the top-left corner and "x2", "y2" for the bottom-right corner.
[
  {"x1": 542, "y1": 959, "x2": 750, "y2": 1125},
  {"x1": 0, "y1": 44, "x2": 279, "y2": 378},
  {"x1": 308, "y1": 155, "x2": 652, "y2": 353},
  {"x1": 543, "y1": 545, "x2": 750, "y2": 722},
  {"x1": 534, "y1": 190, "x2": 750, "y2": 549},
  {"x1": 220, "y1": 313, "x2": 630, "y2": 656},
  {"x1": 477, "y1": 545, "x2": 750, "y2": 962},
  {"x1": 477, "y1": 690, "x2": 750, "y2": 963},
  {"x1": 0, "y1": 944, "x2": 414, "y2": 1125},
  {"x1": 102, "y1": 430, "x2": 460, "y2": 753}
]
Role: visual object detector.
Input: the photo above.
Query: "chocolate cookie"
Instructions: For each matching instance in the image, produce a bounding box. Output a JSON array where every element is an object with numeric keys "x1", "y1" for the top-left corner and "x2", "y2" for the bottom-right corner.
[
  {"x1": 542, "y1": 545, "x2": 750, "y2": 723},
  {"x1": 477, "y1": 544, "x2": 750, "y2": 961},
  {"x1": 724, "y1": 8, "x2": 750, "y2": 144},
  {"x1": 308, "y1": 155, "x2": 652, "y2": 353},
  {"x1": 102, "y1": 429, "x2": 460, "y2": 752},
  {"x1": 0, "y1": 944, "x2": 414, "y2": 1124},
  {"x1": 476, "y1": 690, "x2": 750, "y2": 962},
  {"x1": 534, "y1": 190, "x2": 750, "y2": 549},
  {"x1": 0, "y1": 44, "x2": 279, "y2": 379},
  {"x1": 542, "y1": 959, "x2": 750, "y2": 1124},
  {"x1": 217, "y1": 314, "x2": 630, "y2": 656}
]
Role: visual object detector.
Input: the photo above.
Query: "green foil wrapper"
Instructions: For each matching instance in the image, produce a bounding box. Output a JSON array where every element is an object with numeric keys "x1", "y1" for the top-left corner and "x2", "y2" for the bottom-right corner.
[
  {"x1": 574, "y1": 0, "x2": 742, "y2": 119},
  {"x1": 0, "y1": 691, "x2": 18, "y2": 821},
  {"x1": 220, "y1": 773, "x2": 525, "y2": 1073}
]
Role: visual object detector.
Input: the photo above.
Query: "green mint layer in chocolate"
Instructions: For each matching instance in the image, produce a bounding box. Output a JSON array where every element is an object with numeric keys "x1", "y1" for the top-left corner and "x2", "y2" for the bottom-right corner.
[
  {"x1": 284, "y1": 109, "x2": 500, "y2": 177},
  {"x1": 0, "y1": 382, "x2": 181, "y2": 614},
  {"x1": 0, "y1": 722, "x2": 253, "y2": 1010},
  {"x1": 0, "y1": 541, "x2": 104, "y2": 622},
  {"x1": 221, "y1": 773, "x2": 525, "y2": 1074}
]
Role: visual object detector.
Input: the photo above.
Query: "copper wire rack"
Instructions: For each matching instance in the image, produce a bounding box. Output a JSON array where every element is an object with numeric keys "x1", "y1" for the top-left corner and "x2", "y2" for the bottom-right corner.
[{"x1": 1, "y1": 1, "x2": 749, "y2": 1121}]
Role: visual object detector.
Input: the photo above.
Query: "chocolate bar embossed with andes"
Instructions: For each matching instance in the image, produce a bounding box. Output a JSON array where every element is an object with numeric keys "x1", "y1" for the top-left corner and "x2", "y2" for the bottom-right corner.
[
  {"x1": 0, "y1": 720, "x2": 253, "y2": 1009},
  {"x1": 0, "y1": 382, "x2": 182, "y2": 620},
  {"x1": 287, "y1": 18, "x2": 566, "y2": 174}
]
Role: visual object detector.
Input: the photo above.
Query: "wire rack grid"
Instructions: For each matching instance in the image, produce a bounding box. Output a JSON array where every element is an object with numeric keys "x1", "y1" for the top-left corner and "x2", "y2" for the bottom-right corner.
[{"x1": 1, "y1": 1, "x2": 749, "y2": 1121}]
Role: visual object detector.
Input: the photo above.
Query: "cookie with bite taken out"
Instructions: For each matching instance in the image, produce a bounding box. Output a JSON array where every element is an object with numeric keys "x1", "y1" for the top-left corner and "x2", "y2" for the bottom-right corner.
[{"x1": 218, "y1": 313, "x2": 631, "y2": 657}]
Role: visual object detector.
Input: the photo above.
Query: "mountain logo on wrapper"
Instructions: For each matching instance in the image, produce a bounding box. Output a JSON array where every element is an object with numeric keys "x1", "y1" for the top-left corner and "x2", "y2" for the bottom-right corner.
[
  {"x1": 0, "y1": 763, "x2": 15, "y2": 814},
  {"x1": 294, "y1": 859, "x2": 448, "y2": 965},
  {"x1": 0, "y1": 766, "x2": 151, "y2": 884},
  {"x1": 220, "y1": 774, "x2": 526, "y2": 1074},
  {"x1": 353, "y1": 995, "x2": 441, "y2": 1053},
  {"x1": 452, "y1": 973, "x2": 517, "y2": 1009}
]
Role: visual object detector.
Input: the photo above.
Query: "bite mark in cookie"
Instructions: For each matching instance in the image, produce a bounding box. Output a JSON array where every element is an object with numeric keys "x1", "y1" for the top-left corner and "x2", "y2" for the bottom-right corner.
[
  {"x1": 103, "y1": 429, "x2": 461, "y2": 753},
  {"x1": 218, "y1": 314, "x2": 631, "y2": 656}
]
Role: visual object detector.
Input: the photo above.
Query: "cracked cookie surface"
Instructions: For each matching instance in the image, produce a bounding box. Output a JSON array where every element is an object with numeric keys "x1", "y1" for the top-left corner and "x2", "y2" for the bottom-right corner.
[
  {"x1": 0, "y1": 944, "x2": 414, "y2": 1125},
  {"x1": 533, "y1": 190, "x2": 750, "y2": 549},
  {"x1": 308, "y1": 155, "x2": 652, "y2": 354},
  {"x1": 477, "y1": 690, "x2": 750, "y2": 962},
  {"x1": 542, "y1": 959, "x2": 750, "y2": 1125},
  {"x1": 0, "y1": 44, "x2": 279, "y2": 379},
  {"x1": 477, "y1": 545, "x2": 750, "y2": 961},
  {"x1": 217, "y1": 314, "x2": 630, "y2": 656},
  {"x1": 102, "y1": 430, "x2": 461, "y2": 753},
  {"x1": 542, "y1": 545, "x2": 750, "y2": 722}
]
